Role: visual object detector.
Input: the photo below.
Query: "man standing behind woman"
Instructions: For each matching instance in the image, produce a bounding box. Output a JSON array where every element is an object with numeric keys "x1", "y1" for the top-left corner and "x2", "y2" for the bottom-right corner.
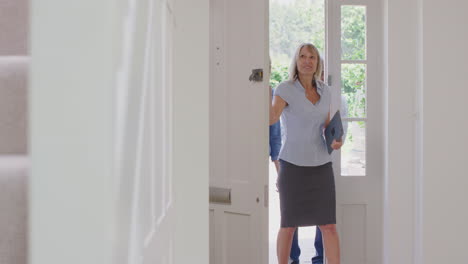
[{"x1": 269, "y1": 43, "x2": 343, "y2": 264}]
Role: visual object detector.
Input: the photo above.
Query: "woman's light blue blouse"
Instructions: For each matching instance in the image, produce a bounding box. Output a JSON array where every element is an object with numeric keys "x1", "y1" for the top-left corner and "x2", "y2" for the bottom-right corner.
[{"x1": 274, "y1": 79, "x2": 332, "y2": 166}]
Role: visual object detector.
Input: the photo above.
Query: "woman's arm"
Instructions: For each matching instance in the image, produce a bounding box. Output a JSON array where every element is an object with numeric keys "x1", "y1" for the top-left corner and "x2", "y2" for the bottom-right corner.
[{"x1": 270, "y1": 95, "x2": 287, "y2": 125}]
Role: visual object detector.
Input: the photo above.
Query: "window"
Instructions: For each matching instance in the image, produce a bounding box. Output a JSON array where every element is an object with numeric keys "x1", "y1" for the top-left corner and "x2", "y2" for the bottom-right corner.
[{"x1": 340, "y1": 5, "x2": 367, "y2": 176}]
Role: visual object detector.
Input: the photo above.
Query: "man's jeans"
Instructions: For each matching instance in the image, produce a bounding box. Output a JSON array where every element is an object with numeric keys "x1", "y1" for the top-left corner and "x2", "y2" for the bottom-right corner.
[{"x1": 290, "y1": 227, "x2": 323, "y2": 264}]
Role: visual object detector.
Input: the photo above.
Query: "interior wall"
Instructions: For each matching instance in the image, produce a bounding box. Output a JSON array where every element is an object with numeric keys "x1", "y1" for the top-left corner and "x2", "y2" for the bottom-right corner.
[
  {"x1": 383, "y1": 0, "x2": 420, "y2": 262},
  {"x1": 173, "y1": 0, "x2": 209, "y2": 263},
  {"x1": 29, "y1": 0, "x2": 114, "y2": 263},
  {"x1": 385, "y1": 0, "x2": 468, "y2": 264},
  {"x1": 31, "y1": 0, "x2": 210, "y2": 263},
  {"x1": 421, "y1": 1, "x2": 468, "y2": 263}
]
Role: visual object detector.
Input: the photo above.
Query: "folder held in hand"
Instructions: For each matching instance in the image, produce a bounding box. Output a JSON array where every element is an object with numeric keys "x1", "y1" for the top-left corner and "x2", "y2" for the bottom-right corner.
[{"x1": 324, "y1": 110, "x2": 344, "y2": 154}]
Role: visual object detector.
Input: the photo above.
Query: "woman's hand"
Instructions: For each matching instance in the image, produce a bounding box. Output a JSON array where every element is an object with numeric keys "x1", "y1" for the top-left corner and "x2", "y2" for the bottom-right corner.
[{"x1": 331, "y1": 139, "x2": 343, "y2": 150}]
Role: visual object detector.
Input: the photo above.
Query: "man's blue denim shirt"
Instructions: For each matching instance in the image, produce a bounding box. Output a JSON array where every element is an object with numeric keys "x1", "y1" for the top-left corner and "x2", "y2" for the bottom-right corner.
[
  {"x1": 270, "y1": 120, "x2": 281, "y2": 161},
  {"x1": 270, "y1": 88, "x2": 282, "y2": 161}
]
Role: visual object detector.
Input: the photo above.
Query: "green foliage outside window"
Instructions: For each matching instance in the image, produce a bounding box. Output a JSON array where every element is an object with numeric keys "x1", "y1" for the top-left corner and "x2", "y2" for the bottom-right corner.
[
  {"x1": 269, "y1": 0, "x2": 324, "y2": 87},
  {"x1": 270, "y1": 0, "x2": 325, "y2": 62},
  {"x1": 341, "y1": 6, "x2": 366, "y2": 60},
  {"x1": 270, "y1": 64, "x2": 289, "y2": 88},
  {"x1": 342, "y1": 64, "x2": 366, "y2": 118}
]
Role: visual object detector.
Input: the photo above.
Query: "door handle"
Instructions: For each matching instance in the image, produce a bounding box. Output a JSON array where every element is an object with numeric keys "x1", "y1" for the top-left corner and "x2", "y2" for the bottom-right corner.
[{"x1": 209, "y1": 186, "x2": 231, "y2": 205}]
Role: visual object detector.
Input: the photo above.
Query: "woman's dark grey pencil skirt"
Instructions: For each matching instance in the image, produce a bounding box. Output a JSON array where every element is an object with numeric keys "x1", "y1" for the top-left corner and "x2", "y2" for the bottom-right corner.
[{"x1": 278, "y1": 159, "x2": 336, "y2": 227}]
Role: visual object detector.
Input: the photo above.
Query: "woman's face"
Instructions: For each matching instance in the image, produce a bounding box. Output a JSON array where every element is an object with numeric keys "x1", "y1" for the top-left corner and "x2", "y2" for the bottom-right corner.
[{"x1": 296, "y1": 47, "x2": 318, "y2": 77}]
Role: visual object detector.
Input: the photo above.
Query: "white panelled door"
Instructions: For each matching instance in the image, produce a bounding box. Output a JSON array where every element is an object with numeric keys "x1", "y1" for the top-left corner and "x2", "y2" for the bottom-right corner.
[
  {"x1": 327, "y1": 0, "x2": 383, "y2": 263},
  {"x1": 113, "y1": 0, "x2": 176, "y2": 263},
  {"x1": 209, "y1": 0, "x2": 269, "y2": 263}
]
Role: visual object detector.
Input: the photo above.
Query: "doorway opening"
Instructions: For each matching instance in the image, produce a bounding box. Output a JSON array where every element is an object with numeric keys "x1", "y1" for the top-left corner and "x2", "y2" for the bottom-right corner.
[
  {"x1": 269, "y1": 0, "x2": 382, "y2": 262},
  {"x1": 269, "y1": 0, "x2": 325, "y2": 263}
]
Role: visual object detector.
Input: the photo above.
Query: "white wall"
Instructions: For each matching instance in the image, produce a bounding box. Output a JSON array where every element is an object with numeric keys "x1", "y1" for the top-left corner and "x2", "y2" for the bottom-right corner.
[
  {"x1": 29, "y1": 0, "x2": 114, "y2": 263},
  {"x1": 173, "y1": 0, "x2": 209, "y2": 263},
  {"x1": 30, "y1": 0, "x2": 211, "y2": 263},
  {"x1": 421, "y1": 1, "x2": 468, "y2": 263},
  {"x1": 384, "y1": 0, "x2": 420, "y2": 263},
  {"x1": 385, "y1": 0, "x2": 468, "y2": 263}
]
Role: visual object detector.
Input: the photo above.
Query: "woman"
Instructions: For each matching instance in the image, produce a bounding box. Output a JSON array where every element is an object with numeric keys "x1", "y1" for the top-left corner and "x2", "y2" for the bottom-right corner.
[{"x1": 270, "y1": 43, "x2": 342, "y2": 264}]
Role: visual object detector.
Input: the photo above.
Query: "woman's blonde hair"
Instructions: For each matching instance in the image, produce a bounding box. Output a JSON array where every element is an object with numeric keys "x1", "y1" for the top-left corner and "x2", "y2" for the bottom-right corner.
[{"x1": 288, "y1": 43, "x2": 323, "y2": 82}]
